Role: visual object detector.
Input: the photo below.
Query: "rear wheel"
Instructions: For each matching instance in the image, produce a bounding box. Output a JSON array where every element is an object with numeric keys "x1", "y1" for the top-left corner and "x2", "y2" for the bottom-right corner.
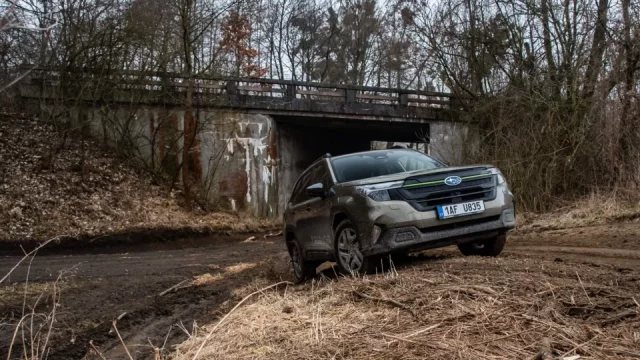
[
  {"x1": 335, "y1": 220, "x2": 377, "y2": 275},
  {"x1": 457, "y1": 234, "x2": 507, "y2": 257},
  {"x1": 287, "y1": 239, "x2": 321, "y2": 283}
]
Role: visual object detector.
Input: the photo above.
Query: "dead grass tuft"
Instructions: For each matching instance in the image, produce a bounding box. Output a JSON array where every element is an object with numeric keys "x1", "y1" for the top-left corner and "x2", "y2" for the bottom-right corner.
[
  {"x1": 518, "y1": 190, "x2": 640, "y2": 232},
  {"x1": 174, "y1": 256, "x2": 640, "y2": 360},
  {"x1": 192, "y1": 273, "x2": 225, "y2": 287}
]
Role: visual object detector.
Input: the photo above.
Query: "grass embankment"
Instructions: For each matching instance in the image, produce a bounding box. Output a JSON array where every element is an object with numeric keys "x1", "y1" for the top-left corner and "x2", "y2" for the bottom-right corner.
[{"x1": 0, "y1": 110, "x2": 276, "y2": 243}]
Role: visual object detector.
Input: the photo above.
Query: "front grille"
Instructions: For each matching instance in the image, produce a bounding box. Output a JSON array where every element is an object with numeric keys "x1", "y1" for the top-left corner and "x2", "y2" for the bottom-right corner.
[{"x1": 396, "y1": 175, "x2": 497, "y2": 212}]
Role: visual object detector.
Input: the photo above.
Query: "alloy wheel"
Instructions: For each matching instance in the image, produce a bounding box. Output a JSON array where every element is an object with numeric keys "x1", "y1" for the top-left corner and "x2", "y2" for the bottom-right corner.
[{"x1": 337, "y1": 227, "x2": 364, "y2": 273}]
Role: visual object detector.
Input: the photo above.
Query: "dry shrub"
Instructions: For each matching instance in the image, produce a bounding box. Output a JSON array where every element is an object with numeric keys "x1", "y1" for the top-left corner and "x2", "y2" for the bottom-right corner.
[
  {"x1": 518, "y1": 189, "x2": 640, "y2": 231},
  {"x1": 174, "y1": 256, "x2": 640, "y2": 359},
  {"x1": 1, "y1": 258, "x2": 79, "y2": 359},
  {"x1": 461, "y1": 91, "x2": 639, "y2": 213}
]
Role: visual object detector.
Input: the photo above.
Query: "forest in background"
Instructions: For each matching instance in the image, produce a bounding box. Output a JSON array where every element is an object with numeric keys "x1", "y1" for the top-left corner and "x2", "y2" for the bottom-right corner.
[{"x1": 1, "y1": 0, "x2": 639, "y2": 212}]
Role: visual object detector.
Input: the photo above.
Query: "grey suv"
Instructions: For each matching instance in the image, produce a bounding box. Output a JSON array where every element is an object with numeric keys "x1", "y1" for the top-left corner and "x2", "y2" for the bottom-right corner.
[{"x1": 284, "y1": 149, "x2": 516, "y2": 282}]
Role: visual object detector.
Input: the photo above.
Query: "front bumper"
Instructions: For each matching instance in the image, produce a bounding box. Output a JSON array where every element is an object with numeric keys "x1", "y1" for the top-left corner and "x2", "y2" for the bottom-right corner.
[
  {"x1": 364, "y1": 208, "x2": 515, "y2": 255},
  {"x1": 345, "y1": 182, "x2": 516, "y2": 256}
]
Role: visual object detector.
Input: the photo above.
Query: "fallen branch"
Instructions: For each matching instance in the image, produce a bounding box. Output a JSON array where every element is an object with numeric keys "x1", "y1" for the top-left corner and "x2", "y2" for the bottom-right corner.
[
  {"x1": 558, "y1": 334, "x2": 600, "y2": 359},
  {"x1": 0, "y1": 236, "x2": 65, "y2": 284},
  {"x1": 403, "y1": 323, "x2": 441, "y2": 338},
  {"x1": 159, "y1": 279, "x2": 191, "y2": 296},
  {"x1": 112, "y1": 313, "x2": 133, "y2": 360},
  {"x1": 353, "y1": 290, "x2": 419, "y2": 321},
  {"x1": 575, "y1": 271, "x2": 593, "y2": 305},
  {"x1": 264, "y1": 231, "x2": 283, "y2": 238},
  {"x1": 89, "y1": 340, "x2": 107, "y2": 360},
  {"x1": 191, "y1": 281, "x2": 292, "y2": 360},
  {"x1": 381, "y1": 333, "x2": 418, "y2": 344},
  {"x1": 149, "y1": 339, "x2": 161, "y2": 360}
]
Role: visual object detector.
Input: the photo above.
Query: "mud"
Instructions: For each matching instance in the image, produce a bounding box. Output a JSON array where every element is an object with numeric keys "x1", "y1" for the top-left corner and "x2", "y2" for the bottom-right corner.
[
  {"x1": 1, "y1": 222, "x2": 639, "y2": 359},
  {"x1": 0, "y1": 229, "x2": 272, "y2": 256}
]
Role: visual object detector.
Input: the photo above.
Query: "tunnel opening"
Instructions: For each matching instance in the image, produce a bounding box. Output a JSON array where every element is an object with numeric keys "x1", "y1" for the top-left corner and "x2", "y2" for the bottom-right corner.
[{"x1": 274, "y1": 115, "x2": 431, "y2": 211}]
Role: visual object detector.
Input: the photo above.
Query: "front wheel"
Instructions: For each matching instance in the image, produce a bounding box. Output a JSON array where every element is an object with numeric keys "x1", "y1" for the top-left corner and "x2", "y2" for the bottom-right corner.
[
  {"x1": 458, "y1": 234, "x2": 507, "y2": 257},
  {"x1": 334, "y1": 219, "x2": 378, "y2": 275}
]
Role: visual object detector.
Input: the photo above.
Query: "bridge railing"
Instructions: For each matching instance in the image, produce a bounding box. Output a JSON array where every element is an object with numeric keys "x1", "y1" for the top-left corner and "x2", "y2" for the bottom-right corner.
[{"x1": 21, "y1": 67, "x2": 455, "y2": 110}]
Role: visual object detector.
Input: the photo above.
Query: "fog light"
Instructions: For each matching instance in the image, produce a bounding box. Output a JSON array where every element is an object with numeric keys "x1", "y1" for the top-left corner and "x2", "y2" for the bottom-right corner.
[
  {"x1": 504, "y1": 209, "x2": 515, "y2": 223},
  {"x1": 372, "y1": 225, "x2": 382, "y2": 244}
]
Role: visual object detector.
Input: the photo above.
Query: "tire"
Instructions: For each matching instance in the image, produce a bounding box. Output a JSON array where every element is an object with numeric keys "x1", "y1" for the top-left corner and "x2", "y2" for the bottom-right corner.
[
  {"x1": 457, "y1": 234, "x2": 507, "y2": 257},
  {"x1": 334, "y1": 219, "x2": 377, "y2": 275},
  {"x1": 287, "y1": 239, "x2": 321, "y2": 283}
]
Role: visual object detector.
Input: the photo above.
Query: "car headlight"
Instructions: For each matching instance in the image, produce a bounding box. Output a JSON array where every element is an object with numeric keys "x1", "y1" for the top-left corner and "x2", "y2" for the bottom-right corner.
[
  {"x1": 355, "y1": 181, "x2": 404, "y2": 202},
  {"x1": 488, "y1": 168, "x2": 505, "y2": 185}
]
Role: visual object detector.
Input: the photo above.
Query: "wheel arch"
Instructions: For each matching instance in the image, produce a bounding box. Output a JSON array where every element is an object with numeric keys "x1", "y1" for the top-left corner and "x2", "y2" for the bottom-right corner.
[
  {"x1": 332, "y1": 212, "x2": 350, "y2": 231},
  {"x1": 284, "y1": 225, "x2": 297, "y2": 251}
]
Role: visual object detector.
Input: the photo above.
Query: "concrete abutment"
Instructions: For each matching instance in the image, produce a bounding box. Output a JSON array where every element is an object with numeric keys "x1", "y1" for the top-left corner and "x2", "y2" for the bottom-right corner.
[{"x1": 32, "y1": 102, "x2": 462, "y2": 218}]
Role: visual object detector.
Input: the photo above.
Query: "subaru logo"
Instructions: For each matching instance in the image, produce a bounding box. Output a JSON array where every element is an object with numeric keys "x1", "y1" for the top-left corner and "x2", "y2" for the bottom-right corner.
[{"x1": 444, "y1": 176, "x2": 462, "y2": 186}]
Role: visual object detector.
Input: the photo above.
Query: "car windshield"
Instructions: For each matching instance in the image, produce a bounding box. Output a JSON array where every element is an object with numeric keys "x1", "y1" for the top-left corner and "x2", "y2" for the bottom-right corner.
[{"x1": 331, "y1": 150, "x2": 445, "y2": 183}]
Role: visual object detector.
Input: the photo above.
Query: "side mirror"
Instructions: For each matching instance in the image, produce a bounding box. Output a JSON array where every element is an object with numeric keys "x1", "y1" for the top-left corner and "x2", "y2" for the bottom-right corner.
[{"x1": 306, "y1": 183, "x2": 325, "y2": 198}]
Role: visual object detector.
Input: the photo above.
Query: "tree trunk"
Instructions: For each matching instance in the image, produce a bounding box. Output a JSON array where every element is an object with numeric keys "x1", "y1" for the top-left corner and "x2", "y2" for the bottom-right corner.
[
  {"x1": 540, "y1": 0, "x2": 559, "y2": 97},
  {"x1": 619, "y1": 0, "x2": 639, "y2": 175},
  {"x1": 582, "y1": 0, "x2": 609, "y2": 100},
  {"x1": 180, "y1": 0, "x2": 202, "y2": 207}
]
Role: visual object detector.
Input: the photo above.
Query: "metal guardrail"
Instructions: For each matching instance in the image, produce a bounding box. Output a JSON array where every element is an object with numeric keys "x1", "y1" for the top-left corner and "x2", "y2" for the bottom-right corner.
[
  {"x1": 20, "y1": 67, "x2": 458, "y2": 121},
  {"x1": 23, "y1": 67, "x2": 454, "y2": 107}
]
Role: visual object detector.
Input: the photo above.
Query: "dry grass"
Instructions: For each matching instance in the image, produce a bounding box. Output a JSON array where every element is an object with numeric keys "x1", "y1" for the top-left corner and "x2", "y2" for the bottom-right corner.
[
  {"x1": 518, "y1": 190, "x2": 640, "y2": 232},
  {"x1": 174, "y1": 255, "x2": 640, "y2": 360},
  {"x1": 1, "y1": 256, "x2": 80, "y2": 359}
]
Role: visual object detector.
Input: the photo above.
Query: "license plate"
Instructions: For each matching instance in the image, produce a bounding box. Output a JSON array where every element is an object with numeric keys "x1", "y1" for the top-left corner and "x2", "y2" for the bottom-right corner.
[{"x1": 437, "y1": 201, "x2": 485, "y2": 219}]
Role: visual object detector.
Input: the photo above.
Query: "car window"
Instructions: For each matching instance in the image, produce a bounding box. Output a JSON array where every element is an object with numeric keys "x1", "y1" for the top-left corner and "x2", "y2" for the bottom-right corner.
[
  {"x1": 307, "y1": 162, "x2": 330, "y2": 188},
  {"x1": 398, "y1": 155, "x2": 428, "y2": 172},
  {"x1": 331, "y1": 150, "x2": 445, "y2": 183},
  {"x1": 290, "y1": 172, "x2": 312, "y2": 205},
  {"x1": 290, "y1": 162, "x2": 330, "y2": 205}
]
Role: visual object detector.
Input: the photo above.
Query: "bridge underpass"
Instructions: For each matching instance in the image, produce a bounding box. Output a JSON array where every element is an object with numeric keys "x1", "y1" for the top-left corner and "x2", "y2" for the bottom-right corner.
[
  {"x1": 19, "y1": 68, "x2": 462, "y2": 217},
  {"x1": 273, "y1": 114, "x2": 432, "y2": 211}
]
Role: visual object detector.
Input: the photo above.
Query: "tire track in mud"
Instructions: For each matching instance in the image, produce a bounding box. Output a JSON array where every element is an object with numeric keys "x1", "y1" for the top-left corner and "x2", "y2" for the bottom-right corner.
[
  {"x1": 0, "y1": 236, "x2": 289, "y2": 359},
  {"x1": 510, "y1": 246, "x2": 640, "y2": 259}
]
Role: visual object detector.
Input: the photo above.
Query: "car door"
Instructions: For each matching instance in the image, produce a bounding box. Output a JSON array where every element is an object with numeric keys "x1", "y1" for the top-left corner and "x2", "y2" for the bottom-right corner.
[
  {"x1": 295, "y1": 162, "x2": 334, "y2": 256},
  {"x1": 288, "y1": 170, "x2": 312, "y2": 242}
]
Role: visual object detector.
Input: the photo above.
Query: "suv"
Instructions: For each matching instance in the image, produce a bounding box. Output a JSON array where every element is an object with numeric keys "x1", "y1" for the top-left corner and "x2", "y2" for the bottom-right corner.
[{"x1": 284, "y1": 149, "x2": 516, "y2": 282}]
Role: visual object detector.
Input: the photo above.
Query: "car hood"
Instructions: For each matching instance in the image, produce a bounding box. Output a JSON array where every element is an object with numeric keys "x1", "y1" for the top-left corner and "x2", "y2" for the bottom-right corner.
[{"x1": 336, "y1": 165, "x2": 494, "y2": 187}]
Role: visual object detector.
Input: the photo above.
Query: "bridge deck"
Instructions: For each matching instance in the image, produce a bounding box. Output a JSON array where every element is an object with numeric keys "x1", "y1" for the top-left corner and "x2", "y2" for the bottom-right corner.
[{"x1": 19, "y1": 68, "x2": 457, "y2": 122}]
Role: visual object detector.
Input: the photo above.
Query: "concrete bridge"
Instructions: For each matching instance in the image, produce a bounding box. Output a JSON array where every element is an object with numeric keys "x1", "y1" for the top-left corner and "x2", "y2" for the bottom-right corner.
[{"x1": 19, "y1": 68, "x2": 463, "y2": 217}]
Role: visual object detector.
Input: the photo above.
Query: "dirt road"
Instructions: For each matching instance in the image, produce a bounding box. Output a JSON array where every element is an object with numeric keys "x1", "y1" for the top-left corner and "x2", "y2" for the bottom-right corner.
[{"x1": 1, "y1": 222, "x2": 639, "y2": 359}]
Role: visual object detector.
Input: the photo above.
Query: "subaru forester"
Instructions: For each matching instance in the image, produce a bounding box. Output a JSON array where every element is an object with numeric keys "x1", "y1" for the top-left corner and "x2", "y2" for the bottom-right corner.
[{"x1": 284, "y1": 149, "x2": 516, "y2": 282}]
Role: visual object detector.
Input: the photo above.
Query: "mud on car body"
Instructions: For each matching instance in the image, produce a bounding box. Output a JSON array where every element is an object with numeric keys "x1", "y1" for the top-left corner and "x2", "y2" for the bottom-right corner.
[{"x1": 284, "y1": 149, "x2": 516, "y2": 282}]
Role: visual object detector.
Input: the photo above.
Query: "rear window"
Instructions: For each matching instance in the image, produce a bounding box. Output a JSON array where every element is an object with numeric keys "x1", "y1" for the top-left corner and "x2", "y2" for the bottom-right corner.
[{"x1": 331, "y1": 150, "x2": 445, "y2": 183}]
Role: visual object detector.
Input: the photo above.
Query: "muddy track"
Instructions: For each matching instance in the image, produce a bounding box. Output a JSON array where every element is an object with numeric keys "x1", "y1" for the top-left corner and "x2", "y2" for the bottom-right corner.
[
  {"x1": 0, "y1": 234, "x2": 288, "y2": 359},
  {"x1": 1, "y1": 223, "x2": 639, "y2": 359}
]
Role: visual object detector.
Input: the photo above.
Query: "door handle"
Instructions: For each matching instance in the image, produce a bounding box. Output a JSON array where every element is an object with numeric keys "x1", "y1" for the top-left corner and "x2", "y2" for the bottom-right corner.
[{"x1": 305, "y1": 206, "x2": 311, "y2": 212}]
